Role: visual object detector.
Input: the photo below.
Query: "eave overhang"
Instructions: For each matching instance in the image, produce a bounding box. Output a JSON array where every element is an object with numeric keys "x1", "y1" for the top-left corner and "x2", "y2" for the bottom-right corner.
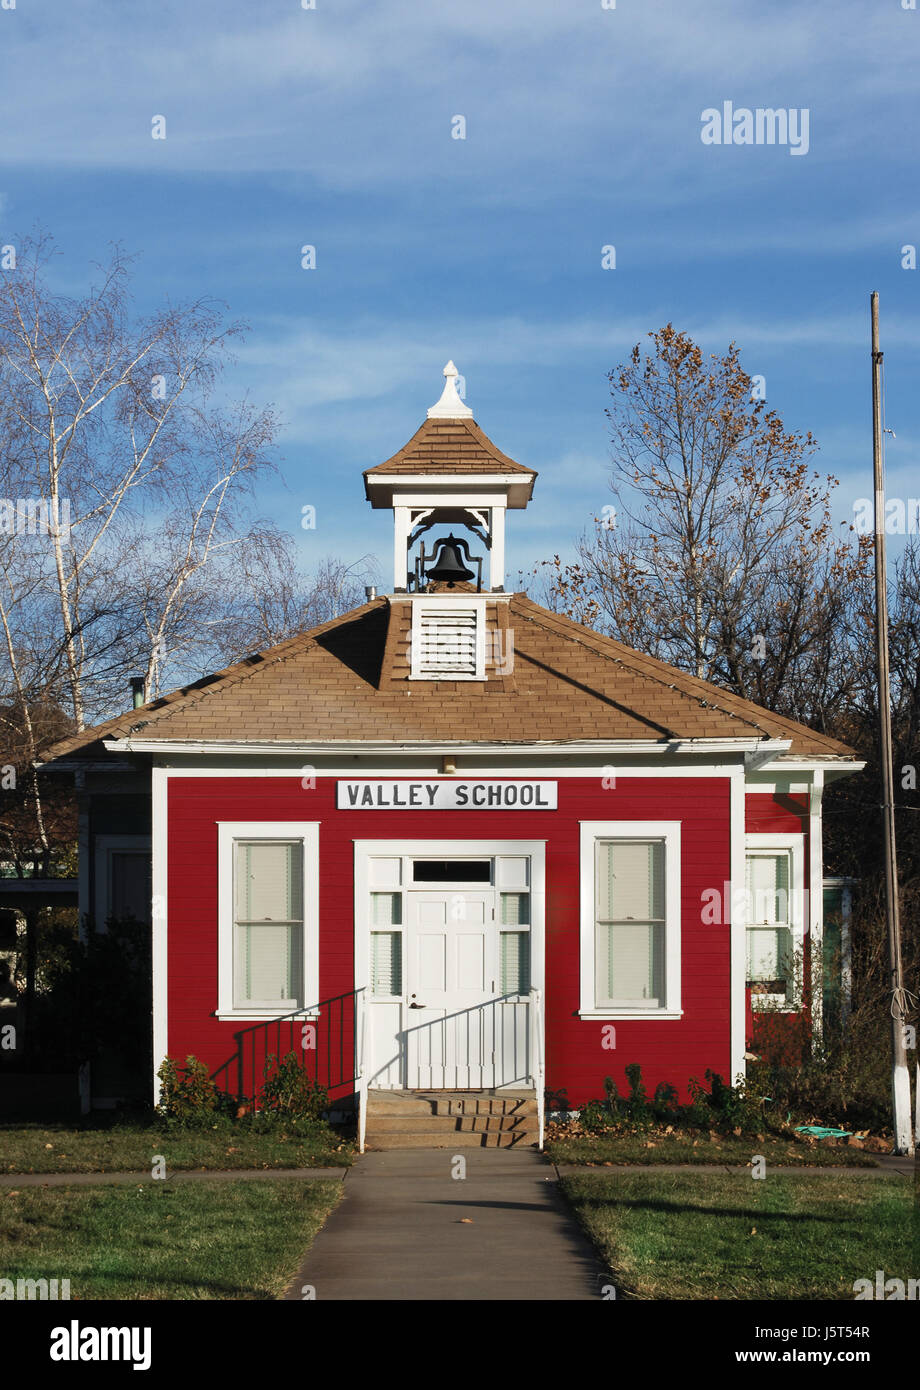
[{"x1": 100, "y1": 736, "x2": 808, "y2": 760}]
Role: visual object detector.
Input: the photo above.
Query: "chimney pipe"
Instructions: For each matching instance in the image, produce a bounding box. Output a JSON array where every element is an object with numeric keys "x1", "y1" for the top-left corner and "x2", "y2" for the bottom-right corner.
[
  {"x1": 130, "y1": 677, "x2": 145, "y2": 709},
  {"x1": 365, "y1": 585, "x2": 377, "y2": 601}
]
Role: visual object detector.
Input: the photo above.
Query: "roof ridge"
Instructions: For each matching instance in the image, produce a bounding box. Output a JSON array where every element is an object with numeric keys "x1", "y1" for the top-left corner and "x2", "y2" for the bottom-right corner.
[{"x1": 510, "y1": 594, "x2": 851, "y2": 754}]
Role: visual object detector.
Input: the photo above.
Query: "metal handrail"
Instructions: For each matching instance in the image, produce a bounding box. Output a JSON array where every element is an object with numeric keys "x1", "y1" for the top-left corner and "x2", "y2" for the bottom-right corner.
[
  {"x1": 211, "y1": 989, "x2": 363, "y2": 1110},
  {"x1": 530, "y1": 986, "x2": 545, "y2": 1149}
]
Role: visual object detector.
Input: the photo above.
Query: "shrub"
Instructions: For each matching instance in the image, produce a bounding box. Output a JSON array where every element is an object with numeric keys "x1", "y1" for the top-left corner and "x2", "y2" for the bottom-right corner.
[
  {"x1": 156, "y1": 1054, "x2": 233, "y2": 1125},
  {"x1": 704, "y1": 1070, "x2": 763, "y2": 1134},
  {"x1": 573, "y1": 1066, "x2": 772, "y2": 1139},
  {"x1": 259, "y1": 1052, "x2": 328, "y2": 1122},
  {"x1": 577, "y1": 1097, "x2": 616, "y2": 1134},
  {"x1": 652, "y1": 1081, "x2": 680, "y2": 1118},
  {"x1": 685, "y1": 1075, "x2": 712, "y2": 1128}
]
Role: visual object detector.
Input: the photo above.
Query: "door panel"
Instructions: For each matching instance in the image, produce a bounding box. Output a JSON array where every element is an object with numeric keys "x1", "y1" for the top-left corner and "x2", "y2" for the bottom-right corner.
[{"x1": 404, "y1": 889, "x2": 528, "y2": 1089}]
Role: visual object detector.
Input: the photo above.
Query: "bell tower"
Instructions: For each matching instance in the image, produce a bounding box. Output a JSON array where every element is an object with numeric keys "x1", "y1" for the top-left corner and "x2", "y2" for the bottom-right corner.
[{"x1": 363, "y1": 362, "x2": 537, "y2": 594}]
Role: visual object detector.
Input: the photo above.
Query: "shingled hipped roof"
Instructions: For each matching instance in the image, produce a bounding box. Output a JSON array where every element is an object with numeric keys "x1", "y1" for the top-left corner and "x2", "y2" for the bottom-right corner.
[
  {"x1": 364, "y1": 416, "x2": 536, "y2": 503},
  {"x1": 40, "y1": 593, "x2": 855, "y2": 763}
]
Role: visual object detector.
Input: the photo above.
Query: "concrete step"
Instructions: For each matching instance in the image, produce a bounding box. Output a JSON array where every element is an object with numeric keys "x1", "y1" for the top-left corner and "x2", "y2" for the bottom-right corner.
[
  {"x1": 367, "y1": 1091, "x2": 537, "y2": 1119},
  {"x1": 364, "y1": 1130, "x2": 538, "y2": 1150},
  {"x1": 368, "y1": 1113, "x2": 538, "y2": 1134}
]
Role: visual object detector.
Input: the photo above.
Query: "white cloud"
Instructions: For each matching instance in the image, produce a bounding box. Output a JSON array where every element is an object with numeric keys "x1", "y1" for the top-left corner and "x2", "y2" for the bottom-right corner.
[{"x1": 0, "y1": 0, "x2": 914, "y2": 198}]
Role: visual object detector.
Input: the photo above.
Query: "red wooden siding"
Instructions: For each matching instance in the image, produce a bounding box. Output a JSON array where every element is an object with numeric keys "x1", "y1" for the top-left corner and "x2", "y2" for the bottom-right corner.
[{"x1": 166, "y1": 774, "x2": 734, "y2": 1107}]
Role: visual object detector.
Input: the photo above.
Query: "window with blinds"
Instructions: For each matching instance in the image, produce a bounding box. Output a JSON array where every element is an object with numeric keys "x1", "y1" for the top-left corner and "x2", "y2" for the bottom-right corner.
[
  {"x1": 233, "y1": 840, "x2": 303, "y2": 1009},
  {"x1": 370, "y1": 891, "x2": 402, "y2": 995},
  {"x1": 595, "y1": 839, "x2": 665, "y2": 1008},
  {"x1": 745, "y1": 851, "x2": 793, "y2": 992},
  {"x1": 500, "y1": 932, "x2": 531, "y2": 995},
  {"x1": 410, "y1": 603, "x2": 484, "y2": 679},
  {"x1": 500, "y1": 890, "x2": 531, "y2": 994}
]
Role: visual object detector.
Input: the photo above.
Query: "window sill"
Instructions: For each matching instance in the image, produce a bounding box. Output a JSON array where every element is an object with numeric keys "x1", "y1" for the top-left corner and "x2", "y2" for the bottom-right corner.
[
  {"x1": 577, "y1": 1009, "x2": 684, "y2": 1021},
  {"x1": 215, "y1": 1010, "x2": 321, "y2": 1022}
]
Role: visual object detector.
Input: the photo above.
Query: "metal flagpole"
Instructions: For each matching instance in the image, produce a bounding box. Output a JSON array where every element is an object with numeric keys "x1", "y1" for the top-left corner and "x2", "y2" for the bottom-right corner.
[{"x1": 870, "y1": 292, "x2": 913, "y2": 1155}]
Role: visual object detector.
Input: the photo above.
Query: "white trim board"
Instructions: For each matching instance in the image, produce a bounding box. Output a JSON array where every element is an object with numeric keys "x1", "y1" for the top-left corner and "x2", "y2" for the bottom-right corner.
[
  {"x1": 136, "y1": 762, "x2": 756, "y2": 779},
  {"x1": 808, "y1": 770, "x2": 825, "y2": 1045},
  {"x1": 730, "y1": 768, "x2": 747, "y2": 1084},
  {"x1": 105, "y1": 736, "x2": 796, "y2": 757},
  {"x1": 151, "y1": 767, "x2": 169, "y2": 1105}
]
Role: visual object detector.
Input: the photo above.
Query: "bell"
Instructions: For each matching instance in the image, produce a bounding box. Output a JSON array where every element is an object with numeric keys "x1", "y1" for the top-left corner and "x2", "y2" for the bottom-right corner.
[{"x1": 425, "y1": 534, "x2": 475, "y2": 586}]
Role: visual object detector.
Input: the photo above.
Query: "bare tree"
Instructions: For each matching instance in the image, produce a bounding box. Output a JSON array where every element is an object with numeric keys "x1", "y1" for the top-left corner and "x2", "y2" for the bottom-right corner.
[
  {"x1": 533, "y1": 324, "x2": 870, "y2": 729},
  {"x1": 0, "y1": 234, "x2": 281, "y2": 728},
  {"x1": 202, "y1": 545, "x2": 378, "y2": 665}
]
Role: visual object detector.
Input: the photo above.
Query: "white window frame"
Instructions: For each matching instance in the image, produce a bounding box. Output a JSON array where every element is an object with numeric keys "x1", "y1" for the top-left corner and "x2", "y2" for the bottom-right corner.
[
  {"x1": 578, "y1": 821, "x2": 682, "y2": 1019},
  {"x1": 216, "y1": 821, "x2": 320, "y2": 1021},
  {"x1": 93, "y1": 834, "x2": 151, "y2": 930},
  {"x1": 408, "y1": 596, "x2": 486, "y2": 681},
  {"x1": 744, "y1": 832, "x2": 805, "y2": 1011}
]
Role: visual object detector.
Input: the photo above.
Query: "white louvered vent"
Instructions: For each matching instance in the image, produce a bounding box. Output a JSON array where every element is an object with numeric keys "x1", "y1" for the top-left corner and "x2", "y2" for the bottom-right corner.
[{"x1": 412, "y1": 605, "x2": 482, "y2": 678}]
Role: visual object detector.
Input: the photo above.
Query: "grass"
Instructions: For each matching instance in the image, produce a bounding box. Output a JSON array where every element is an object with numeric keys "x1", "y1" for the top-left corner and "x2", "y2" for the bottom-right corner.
[
  {"x1": 560, "y1": 1171, "x2": 918, "y2": 1300},
  {"x1": 0, "y1": 1116, "x2": 353, "y2": 1174},
  {"x1": 546, "y1": 1130, "x2": 878, "y2": 1167},
  {"x1": 0, "y1": 1178, "x2": 342, "y2": 1299}
]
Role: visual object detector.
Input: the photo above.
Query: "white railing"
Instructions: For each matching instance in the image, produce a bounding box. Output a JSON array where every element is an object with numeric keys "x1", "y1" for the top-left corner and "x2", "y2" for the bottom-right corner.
[
  {"x1": 530, "y1": 987, "x2": 545, "y2": 1149},
  {"x1": 356, "y1": 987, "x2": 369, "y2": 1154}
]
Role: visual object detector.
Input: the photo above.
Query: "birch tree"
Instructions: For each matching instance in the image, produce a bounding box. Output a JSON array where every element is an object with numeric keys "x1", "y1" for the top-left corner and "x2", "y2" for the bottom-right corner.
[{"x1": 0, "y1": 234, "x2": 280, "y2": 729}]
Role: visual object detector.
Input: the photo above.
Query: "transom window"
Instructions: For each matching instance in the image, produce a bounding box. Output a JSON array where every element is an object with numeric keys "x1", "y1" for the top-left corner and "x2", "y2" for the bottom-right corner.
[{"x1": 412, "y1": 859, "x2": 491, "y2": 882}]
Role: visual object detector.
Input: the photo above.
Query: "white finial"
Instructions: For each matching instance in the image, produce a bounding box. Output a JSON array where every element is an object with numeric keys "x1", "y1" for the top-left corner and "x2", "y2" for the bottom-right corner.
[{"x1": 427, "y1": 360, "x2": 473, "y2": 418}]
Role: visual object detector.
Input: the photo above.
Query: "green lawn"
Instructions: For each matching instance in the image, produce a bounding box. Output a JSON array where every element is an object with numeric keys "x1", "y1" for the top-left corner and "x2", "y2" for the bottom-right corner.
[
  {"x1": 0, "y1": 1118, "x2": 353, "y2": 1174},
  {"x1": 0, "y1": 1179, "x2": 341, "y2": 1299},
  {"x1": 547, "y1": 1130, "x2": 877, "y2": 1167},
  {"x1": 561, "y1": 1171, "x2": 917, "y2": 1299}
]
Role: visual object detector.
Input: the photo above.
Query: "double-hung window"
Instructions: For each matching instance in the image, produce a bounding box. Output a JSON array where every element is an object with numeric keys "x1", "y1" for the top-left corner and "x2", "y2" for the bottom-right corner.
[
  {"x1": 744, "y1": 834, "x2": 804, "y2": 1008},
  {"x1": 217, "y1": 823, "x2": 319, "y2": 1018},
  {"x1": 579, "y1": 822, "x2": 681, "y2": 1018}
]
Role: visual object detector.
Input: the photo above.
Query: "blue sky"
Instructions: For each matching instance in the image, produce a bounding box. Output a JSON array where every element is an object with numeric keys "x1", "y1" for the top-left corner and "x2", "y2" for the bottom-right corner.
[{"x1": 2, "y1": 0, "x2": 918, "y2": 586}]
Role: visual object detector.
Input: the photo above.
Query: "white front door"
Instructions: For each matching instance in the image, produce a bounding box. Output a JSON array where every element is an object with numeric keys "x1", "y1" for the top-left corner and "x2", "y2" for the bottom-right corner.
[
  {"x1": 405, "y1": 889, "x2": 498, "y2": 1089},
  {"x1": 358, "y1": 843, "x2": 543, "y2": 1092}
]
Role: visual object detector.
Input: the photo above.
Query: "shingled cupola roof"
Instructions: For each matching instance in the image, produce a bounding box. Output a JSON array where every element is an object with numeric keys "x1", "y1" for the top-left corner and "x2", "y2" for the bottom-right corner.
[
  {"x1": 365, "y1": 361, "x2": 537, "y2": 593},
  {"x1": 363, "y1": 361, "x2": 536, "y2": 510}
]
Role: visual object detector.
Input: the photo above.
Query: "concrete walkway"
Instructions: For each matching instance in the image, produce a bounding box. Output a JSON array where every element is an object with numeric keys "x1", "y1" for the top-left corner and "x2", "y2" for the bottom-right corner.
[{"x1": 286, "y1": 1148, "x2": 606, "y2": 1301}]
